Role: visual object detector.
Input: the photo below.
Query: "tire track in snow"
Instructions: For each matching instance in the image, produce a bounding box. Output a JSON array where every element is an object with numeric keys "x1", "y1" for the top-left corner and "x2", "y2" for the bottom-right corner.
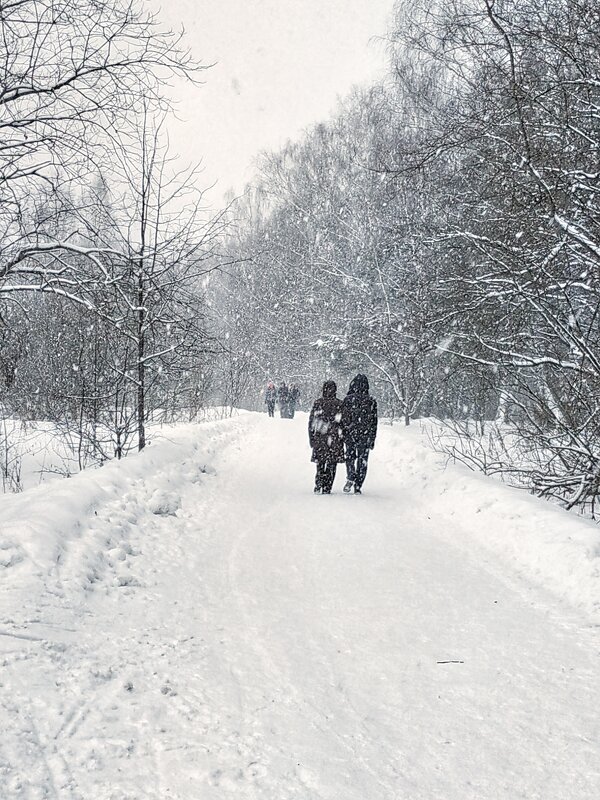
[
  {"x1": 226, "y1": 525, "x2": 318, "y2": 799},
  {"x1": 224, "y1": 497, "x2": 398, "y2": 799}
]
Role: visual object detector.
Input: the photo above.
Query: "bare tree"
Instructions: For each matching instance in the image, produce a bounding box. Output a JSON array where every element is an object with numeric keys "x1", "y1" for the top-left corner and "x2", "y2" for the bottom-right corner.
[
  {"x1": 0, "y1": 0, "x2": 203, "y2": 304},
  {"x1": 388, "y1": 0, "x2": 600, "y2": 510},
  {"x1": 95, "y1": 106, "x2": 228, "y2": 450}
]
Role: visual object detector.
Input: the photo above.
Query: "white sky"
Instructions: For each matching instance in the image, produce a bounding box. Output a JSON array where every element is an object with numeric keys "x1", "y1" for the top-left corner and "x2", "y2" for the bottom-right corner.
[{"x1": 147, "y1": 0, "x2": 394, "y2": 202}]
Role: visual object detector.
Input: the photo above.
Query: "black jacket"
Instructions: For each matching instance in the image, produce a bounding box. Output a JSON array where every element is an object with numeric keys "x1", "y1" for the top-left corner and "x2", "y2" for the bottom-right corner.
[
  {"x1": 341, "y1": 374, "x2": 377, "y2": 449},
  {"x1": 278, "y1": 385, "x2": 289, "y2": 404},
  {"x1": 308, "y1": 380, "x2": 345, "y2": 463}
]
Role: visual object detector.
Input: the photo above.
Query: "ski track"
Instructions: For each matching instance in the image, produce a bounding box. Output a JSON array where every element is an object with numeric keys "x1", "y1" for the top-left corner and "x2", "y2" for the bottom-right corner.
[{"x1": 1, "y1": 413, "x2": 599, "y2": 798}]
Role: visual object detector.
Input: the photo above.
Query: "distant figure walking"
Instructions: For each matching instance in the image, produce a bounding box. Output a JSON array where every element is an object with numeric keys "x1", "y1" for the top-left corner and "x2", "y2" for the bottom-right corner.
[
  {"x1": 264, "y1": 381, "x2": 277, "y2": 417},
  {"x1": 308, "y1": 380, "x2": 345, "y2": 494},
  {"x1": 289, "y1": 383, "x2": 300, "y2": 418},
  {"x1": 278, "y1": 382, "x2": 291, "y2": 418},
  {"x1": 342, "y1": 374, "x2": 378, "y2": 494}
]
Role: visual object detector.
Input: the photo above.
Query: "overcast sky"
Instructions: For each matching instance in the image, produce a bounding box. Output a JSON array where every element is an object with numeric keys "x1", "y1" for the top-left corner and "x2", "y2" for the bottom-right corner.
[{"x1": 147, "y1": 0, "x2": 394, "y2": 202}]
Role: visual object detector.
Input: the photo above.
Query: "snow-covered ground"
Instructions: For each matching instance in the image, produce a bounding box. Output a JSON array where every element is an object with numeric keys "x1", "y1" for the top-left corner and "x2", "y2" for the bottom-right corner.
[
  {"x1": 1, "y1": 412, "x2": 599, "y2": 799},
  {"x1": 0, "y1": 408, "x2": 235, "y2": 493}
]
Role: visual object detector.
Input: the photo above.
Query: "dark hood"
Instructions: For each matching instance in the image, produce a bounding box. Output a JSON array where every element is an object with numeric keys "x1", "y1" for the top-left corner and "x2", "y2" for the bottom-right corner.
[
  {"x1": 348, "y1": 374, "x2": 369, "y2": 395},
  {"x1": 322, "y1": 380, "x2": 337, "y2": 399}
]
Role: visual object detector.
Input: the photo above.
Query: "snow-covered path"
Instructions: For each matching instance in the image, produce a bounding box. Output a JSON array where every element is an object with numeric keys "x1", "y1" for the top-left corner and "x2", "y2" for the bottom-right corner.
[{"x1": 1, "y1": 413, "x2": 599, "y2": 799}]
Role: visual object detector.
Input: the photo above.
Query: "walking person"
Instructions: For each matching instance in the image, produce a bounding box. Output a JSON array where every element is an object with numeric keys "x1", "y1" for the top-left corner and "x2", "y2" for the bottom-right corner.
[
  {"x1": 308, "y1": 380, "x2": 345, "y2": 494},
  {"x1": 264, "y1": 380, "x2": 277, "y2": 417},
  {"x1": 289, "y1": 383, "x2": 300, "y2": 418},
  {"x1": 341, "y1": 374, "x2": 377, "y2": 494},
  {"x1": 277, "y1": 382, "x2": 290, "y2": 418}
]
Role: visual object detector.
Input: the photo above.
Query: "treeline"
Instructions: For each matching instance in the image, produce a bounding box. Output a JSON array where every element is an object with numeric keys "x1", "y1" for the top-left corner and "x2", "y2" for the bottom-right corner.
[
  {"x1": 218, "y1": 0, "x2": 600, "y2": 513},
  {"x1": 0, "y1": 0, "x2": 231, "y2": 477}
]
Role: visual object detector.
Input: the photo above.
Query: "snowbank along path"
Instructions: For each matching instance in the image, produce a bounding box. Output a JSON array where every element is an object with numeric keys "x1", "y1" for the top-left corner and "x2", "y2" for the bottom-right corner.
[{"x1": 0, "y1": 411, "x2": 599, "y2": 799}]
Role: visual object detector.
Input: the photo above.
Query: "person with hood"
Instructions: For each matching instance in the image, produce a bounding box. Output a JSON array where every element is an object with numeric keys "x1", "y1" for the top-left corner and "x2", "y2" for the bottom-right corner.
[
  {"x1": 308, "y1": 380, "x2": 345, "y2": 494},
  {"x1": 289, "y1": 383, "x2": 300, "y2": 418},
  {"x1": 341, "y1": 374, "x2": 378, "y2": 494},
  {"x1": 278, "y1": 382, "x2": 290, "y2": 418},
  {"x1": 264, "y1": 381, "x2": 277, "y2": 417}
]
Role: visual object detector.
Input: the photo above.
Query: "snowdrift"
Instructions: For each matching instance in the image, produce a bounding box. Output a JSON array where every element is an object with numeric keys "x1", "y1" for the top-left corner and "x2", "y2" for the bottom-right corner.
[
  {"x1": 0, "y1": 415, "x2": 249, "y2": 597},
  {"x1": 385, "y1": 422, "x2": 600, "y2": 623}
]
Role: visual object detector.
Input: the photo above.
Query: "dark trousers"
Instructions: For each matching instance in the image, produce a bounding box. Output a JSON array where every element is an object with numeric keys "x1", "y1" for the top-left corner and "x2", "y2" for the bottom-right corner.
[
  {"x1": 267, "y1": 401, "x2": 275, "y2": 417},
  {"x1": 316, "y1": 460, "x2": 337, "y2": 493},
  {"x1": 345, "y1": 444, "x2": 370, "y2": 489}
]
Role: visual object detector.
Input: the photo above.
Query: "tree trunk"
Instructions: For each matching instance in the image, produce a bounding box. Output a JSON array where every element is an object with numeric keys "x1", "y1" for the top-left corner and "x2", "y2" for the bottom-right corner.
[{"x1": 137, "y1": 269, "x2": 146, "y2": 452}]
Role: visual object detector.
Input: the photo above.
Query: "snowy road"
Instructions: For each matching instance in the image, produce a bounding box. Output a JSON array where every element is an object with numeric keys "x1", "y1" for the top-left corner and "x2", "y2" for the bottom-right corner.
[{"x1": 1, "y1": 413, "x2": 599, "y2": 798}]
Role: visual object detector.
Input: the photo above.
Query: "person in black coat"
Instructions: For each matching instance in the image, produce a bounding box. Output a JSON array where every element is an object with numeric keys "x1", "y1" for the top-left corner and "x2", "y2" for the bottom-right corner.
[
  {"x1": 308, "y1": 380, "x2": 345, "y2": 494},
  {"x1": 289, "y1": 383, "x2": 300, "y2": 418},
  {"x1": 341, "y1": 374, "x2": 377, "y2": 494},
  {"x1": 278, "y1": 382, "x2": 290, "y2": 418},
  {"x1": 264, "y1": 381, "x2": 277, "y2": 417}
]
